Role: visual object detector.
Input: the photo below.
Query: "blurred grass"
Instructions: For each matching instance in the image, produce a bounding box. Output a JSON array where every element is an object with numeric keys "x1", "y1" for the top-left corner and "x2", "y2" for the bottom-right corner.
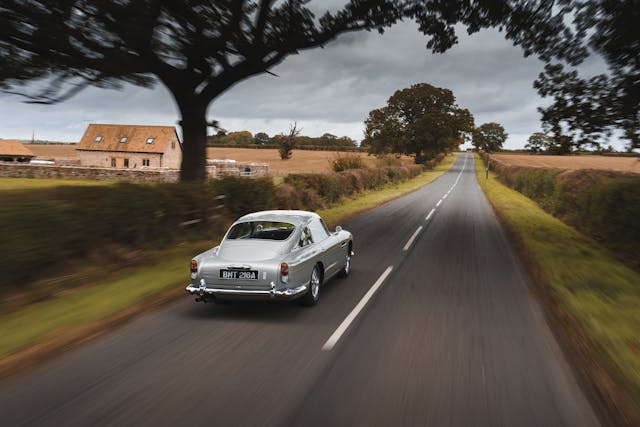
[
  {"x1": 474, "y1": 154, "x2": 640, "y2": 406},
  {"x1": 320, "y1": 153, "x2": 457, "y2": 226},
  {"x1": 0, "y1": 154, "x2": 457, "y2": 359},
  {"x1": 0, "y1": 177, "x2": 113, "y2": 190},
  {"x1": 0, "y1": 242, "x2": 209, "y2": 359}
]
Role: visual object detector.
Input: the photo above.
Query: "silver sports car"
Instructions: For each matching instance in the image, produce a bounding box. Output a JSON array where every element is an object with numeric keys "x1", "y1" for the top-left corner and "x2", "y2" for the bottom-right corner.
[{"x1": 186, "y1": 210, "x2": 353, "y2": 305}]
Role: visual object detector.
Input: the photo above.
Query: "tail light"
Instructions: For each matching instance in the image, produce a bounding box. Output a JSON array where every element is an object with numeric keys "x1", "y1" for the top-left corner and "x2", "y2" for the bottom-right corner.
[
  {"x1": 280, "y1": 262, "x2": 289, "y2": 283},
  {"x1": 190, "y1": 260, "x2": 198, "y2": 273}
]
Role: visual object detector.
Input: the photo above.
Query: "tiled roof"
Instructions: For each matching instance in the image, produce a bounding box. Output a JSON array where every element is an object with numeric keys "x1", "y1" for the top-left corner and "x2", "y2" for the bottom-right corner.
[
  {"x1": 0, "y1": 140, "x2": 35, "y2": 157},
  {"x1": 77, "y1": 124, "x2": 181, "y2": 154}
]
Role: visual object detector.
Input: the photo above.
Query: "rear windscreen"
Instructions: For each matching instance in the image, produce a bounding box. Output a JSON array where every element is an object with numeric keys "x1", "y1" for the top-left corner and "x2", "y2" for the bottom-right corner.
[{"x1": 226, "y1": 221, "x2": 295, "y2": 241}]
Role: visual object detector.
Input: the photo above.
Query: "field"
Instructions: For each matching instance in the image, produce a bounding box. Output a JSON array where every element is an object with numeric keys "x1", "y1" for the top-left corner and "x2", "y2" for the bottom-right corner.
[
  {"x1": 207, "y1": 147, "x2": 413, "y2": 175},
  {"x1": 23, "y1": 144, "x2": 413, "y2": 175},
  {"x1": 492, "y1": 153, "x2": 639, "y2": 174},
  {"x1": 0, "y1": 178, "x2": 110, "y2": 191}
]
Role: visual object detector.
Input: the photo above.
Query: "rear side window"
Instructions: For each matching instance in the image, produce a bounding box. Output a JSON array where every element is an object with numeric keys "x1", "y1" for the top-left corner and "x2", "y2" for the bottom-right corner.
[
  {"x1": 227, "y1": 221, "x2": 295, "y2": 241},
  {"x1": 299, "y1": 227, "x2": 313, "y2": 247}
]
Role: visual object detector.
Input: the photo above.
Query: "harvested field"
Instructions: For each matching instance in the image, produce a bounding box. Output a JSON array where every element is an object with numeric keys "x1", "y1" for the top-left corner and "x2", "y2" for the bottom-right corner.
[
  {"x1": 206, "y1": 147, "x2": 412, "y2": 175},
  {"x1": 492, "y1": 153, "x2": 640, "y2": 174}
]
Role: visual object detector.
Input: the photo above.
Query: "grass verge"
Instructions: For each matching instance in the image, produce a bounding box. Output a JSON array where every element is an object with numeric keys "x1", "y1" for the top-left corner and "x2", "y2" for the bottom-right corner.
[
  {"x1": 0, "y1": 242, "x2": 209, "y2": 364},
  {"x1": 0, "y1": 154, "x2": 457, "y2": 376},
  {"x1": 475, "y1": 154, "x2": 640, "y2": 425}
]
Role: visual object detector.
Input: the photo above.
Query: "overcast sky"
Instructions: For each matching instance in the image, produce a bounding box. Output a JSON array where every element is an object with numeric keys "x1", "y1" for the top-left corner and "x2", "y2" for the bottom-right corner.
[{"x1": 0, "y1": 15, "x2": 617, "y2": 150}]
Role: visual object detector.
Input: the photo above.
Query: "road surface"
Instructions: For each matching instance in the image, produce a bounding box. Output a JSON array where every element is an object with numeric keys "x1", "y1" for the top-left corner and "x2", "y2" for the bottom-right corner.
[{"x1": 0, "y1": 154, "x2": 599, "y2": 426}]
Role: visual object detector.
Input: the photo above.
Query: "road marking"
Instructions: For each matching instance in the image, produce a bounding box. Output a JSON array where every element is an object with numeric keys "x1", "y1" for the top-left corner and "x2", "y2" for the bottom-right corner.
[
  {"x1": 426, "y1": 208, "x2": 435, "y2": 221},
  {"x1": 403, "y1": 225, "x2": 423, "y2": 251},
  {"x1": 454, "y1": 154, "x2": 468, "y2": 185},
  {"x1": 321, "y1": 155, "x2": 469, "y2": 352},
  {"x1": 322, "y1": 266, "x2": 394, "y2": 351}
]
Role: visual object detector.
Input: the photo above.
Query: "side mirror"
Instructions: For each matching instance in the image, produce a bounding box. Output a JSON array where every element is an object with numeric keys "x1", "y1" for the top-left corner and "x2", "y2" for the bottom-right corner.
[{"x1": 335, "y1": 226, "x2": 342, "y2": 233}]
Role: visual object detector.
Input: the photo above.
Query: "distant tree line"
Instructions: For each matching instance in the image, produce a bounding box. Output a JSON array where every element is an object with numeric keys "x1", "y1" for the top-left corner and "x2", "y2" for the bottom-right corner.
[
  {"x1": 207, "y1": 130, "x2": 356, "y2": 148},
  {"x1": 524, "y1": 132, "x2": 620, "y2": 154}
]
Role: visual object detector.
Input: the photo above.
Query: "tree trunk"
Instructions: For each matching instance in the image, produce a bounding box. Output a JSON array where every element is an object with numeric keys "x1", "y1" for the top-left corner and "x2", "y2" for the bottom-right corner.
[{"x1": 177, "y1": 99, "x2": 208, "y2": 181}]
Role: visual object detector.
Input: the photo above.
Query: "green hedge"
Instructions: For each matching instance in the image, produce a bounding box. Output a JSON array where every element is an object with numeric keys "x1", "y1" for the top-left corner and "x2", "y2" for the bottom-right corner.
[
  {"x1": 483, "y1": 153, "x2": 640, "y2": 269},
  {"x1": 280, "y1": 165, "x2": 423, "y2": 209},
  {"x1": 1, "y1": 163, "x2": 426, "y2": 289},
  {"x1": 0, "y1": 177, "x2": 277, "y2": 288}
]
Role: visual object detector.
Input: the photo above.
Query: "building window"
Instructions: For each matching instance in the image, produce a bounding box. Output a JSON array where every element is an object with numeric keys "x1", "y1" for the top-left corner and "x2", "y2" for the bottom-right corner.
[
  {"x1": 120, "y1": 136, "x2": 128, "y2": 144},
  {"x1": 124, "y1": 158, "x2": 129, "y2": 168},
  {"x1": 111, "y1": 158, "x2": 116, "y2": 167},
  {"x1": 142, "y1": 159, "x2": 150, "y2": 167},
  {"x1": 95, "y1": 135, "x2": 103, "y2": 143},
  {"x1": 146, "y1": 137, "x2": 154, "y2": 144}
]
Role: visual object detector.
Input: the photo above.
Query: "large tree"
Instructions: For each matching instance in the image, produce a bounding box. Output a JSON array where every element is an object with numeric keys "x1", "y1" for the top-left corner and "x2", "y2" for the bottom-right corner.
[
  {"x1": 364, "y1": 83, "x2": 474, "y2": 163},
  {"x1": 472, "y1": 122, "x2": 507, "y2": 152},
  {"x1": 534, "y1": 1, "x2": 639, "y2": 152},
  {"x1": 0, "y1": 1, "x2": 600, "y2": 179}
]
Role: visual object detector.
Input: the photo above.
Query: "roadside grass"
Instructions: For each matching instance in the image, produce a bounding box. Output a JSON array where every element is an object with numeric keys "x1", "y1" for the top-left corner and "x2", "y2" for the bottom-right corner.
[
  {"x1": 474, "y1": 154, "x2": 640, "y2": 413},
  {"x1": 0, "y1": 242, "x2": 210, "y2": 359},
  {"x1": 319, "y1": 153, "x2": 457, "y2": 226},
  {"x1": 0, "y1": 177, "x2": 112, "y2": 191},
  {"x1": 0, "y1": 154, "x2": 456, "y2": 363}
]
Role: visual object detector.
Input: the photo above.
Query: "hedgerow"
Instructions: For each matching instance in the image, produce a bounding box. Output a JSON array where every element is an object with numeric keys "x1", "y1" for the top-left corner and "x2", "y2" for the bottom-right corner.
[
  {"x1": 482, "y1": 152, "x2": 640, "y2": 269},
  {"x1": 1, "y1": 163, "x2": 426, "y2": 289}
]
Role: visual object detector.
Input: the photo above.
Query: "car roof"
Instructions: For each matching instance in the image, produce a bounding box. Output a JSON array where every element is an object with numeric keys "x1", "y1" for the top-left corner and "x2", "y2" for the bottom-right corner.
[{"x1": 235, "y1": 210, "x2": 319, "y2": 226}]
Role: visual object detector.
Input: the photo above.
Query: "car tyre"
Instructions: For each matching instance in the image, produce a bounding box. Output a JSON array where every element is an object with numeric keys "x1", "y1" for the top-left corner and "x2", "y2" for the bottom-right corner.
[
  {"x1": 300, "y1": 265, "x2": 322, "y2": 306},
  {"x1": 337, "y1": 247, "x2": 351, "y2": 278}
]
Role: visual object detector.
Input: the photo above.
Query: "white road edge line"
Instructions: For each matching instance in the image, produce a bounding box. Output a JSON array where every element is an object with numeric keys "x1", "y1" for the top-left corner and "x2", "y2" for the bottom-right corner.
[
  {"x1": 403, "y1": 225, "x2": 423, "y2": 251},
  {"x1": 426, "y1": 208, "x2": 435, "y2": 221},
  {"x1": 436, "y1": 199, "x2": 442, "y2": 207},
  {"x1": 443, "y1": 193, "x2": 448, "y2": 199},
  {"x1": 322, "y1": 266, "x2": 394, "y2": 351}
]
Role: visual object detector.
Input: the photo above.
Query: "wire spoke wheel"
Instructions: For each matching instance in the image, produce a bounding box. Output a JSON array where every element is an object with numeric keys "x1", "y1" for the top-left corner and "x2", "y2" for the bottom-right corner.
[{"x1": 301, "y1": 265, "x2": 322, "y2": 306}]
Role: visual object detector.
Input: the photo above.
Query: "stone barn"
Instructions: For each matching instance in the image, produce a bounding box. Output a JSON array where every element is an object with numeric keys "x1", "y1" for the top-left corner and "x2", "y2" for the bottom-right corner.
[{"x1": 77, "y1": 124, "x2": 182, "y2": 169}]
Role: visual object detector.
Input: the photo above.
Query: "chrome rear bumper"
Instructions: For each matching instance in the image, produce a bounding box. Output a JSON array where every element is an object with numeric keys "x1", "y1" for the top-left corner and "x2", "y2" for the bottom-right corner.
[{"x1": 186, "y1": 281, "x2": 308, "y2": 300}]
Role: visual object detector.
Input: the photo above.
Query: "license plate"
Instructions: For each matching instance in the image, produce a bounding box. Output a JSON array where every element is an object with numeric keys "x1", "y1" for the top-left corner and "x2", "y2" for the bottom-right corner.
[{"x1": 219, "y1": 269, "x2": 258, "y2": 280}]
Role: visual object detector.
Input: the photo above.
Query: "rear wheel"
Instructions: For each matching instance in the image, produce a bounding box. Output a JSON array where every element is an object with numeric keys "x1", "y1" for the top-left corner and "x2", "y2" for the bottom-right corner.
[{"x1": 300, "y1": 265, "x2": 322, "y2": 306}]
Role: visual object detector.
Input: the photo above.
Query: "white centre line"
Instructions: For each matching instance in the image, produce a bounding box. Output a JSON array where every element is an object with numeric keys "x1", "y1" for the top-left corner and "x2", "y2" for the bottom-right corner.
[
  {"x1": 322, "y1": 154, "x2": 469, "y2": 352},
  {"x1": 426, "y1": 208, "x2": 435, "y2": 221},
  {"x1": 403, "y1": 225, "x2": 423, "y2": 251},
  {"x1": 322, "y1": 266, "x2": 394, "y2": 351}
]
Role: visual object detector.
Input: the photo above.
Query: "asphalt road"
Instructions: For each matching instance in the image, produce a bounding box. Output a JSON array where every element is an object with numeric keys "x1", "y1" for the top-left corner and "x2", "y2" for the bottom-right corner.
[{"x1": 0, "y1": 153, "x2": 599, "y2": 426}]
